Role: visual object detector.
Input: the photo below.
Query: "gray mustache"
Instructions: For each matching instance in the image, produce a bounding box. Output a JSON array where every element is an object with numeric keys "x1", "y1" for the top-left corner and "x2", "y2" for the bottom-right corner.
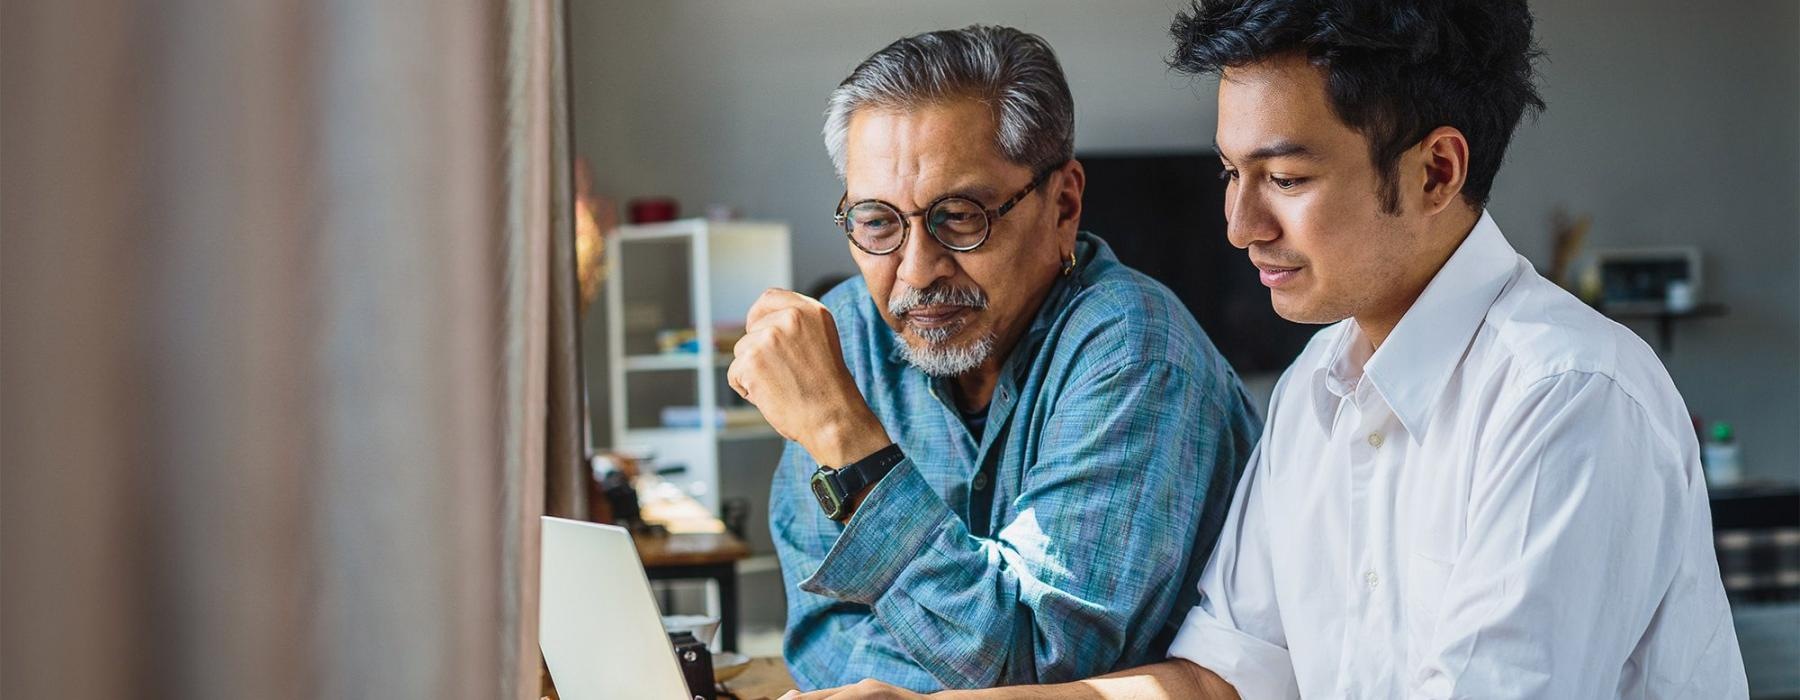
[{"x1": 889, "y1": 284, "x2": 989, "y2": 318}]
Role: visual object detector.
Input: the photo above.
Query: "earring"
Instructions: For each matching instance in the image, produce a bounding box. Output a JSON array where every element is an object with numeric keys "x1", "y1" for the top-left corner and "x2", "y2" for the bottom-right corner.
[{"x1": 1060, "y1": 250, "x2": 1077, "y2": 277}]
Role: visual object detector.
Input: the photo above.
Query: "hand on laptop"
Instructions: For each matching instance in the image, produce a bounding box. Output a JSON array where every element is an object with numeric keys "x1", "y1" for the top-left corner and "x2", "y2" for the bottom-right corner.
[
  {"x1": 728, "y1": 289, "x2": 892, "y2": 467},
  {"x1": 778, "y1": 678, "x2": 925, "y2": 700}
]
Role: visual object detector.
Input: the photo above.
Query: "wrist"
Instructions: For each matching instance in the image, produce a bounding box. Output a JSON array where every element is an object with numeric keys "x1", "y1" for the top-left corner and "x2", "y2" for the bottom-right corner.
[
  {"x1": 811, "y1": 409, "x2": 891, "y2": 468},
  {"x1": 811, "y1": 443, "x2": 906, "y2": 522}
]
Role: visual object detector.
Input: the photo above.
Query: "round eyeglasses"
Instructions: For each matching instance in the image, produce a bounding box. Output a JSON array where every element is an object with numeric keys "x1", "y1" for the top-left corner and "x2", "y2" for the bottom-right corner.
[{"x1": 832, "y1": 167, "x2": 1056, "y2": 255}]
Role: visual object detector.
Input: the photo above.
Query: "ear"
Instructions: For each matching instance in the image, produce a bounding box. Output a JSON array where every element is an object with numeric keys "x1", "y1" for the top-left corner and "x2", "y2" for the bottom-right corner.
[
  {"x1": 1416, "y1": 126, "x2": 1469, "y2": 216},
  {"x1": 1053, "y1": 159, "x2": 1085, "y2": 249}
]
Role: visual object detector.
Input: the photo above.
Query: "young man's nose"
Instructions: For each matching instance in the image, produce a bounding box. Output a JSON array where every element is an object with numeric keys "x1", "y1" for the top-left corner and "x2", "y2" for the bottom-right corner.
[{"x1": 1225, "y1": 186, "x2": 1280, "y2": 250}]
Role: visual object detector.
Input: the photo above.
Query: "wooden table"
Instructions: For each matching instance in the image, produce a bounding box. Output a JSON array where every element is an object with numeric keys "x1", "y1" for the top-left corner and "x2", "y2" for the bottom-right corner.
[
  {"x1": 636, "y1": 480, "x2": 752, "y2": 652},
  {"x1": 634, "y1": 530, "x2": 750, "y2": 652},
  {"x1": 721, "y1": 657, "x2": 800, "y2": 700},
  {"x1": 542, "y1": 656, "x2": 795, "y2": 700}
]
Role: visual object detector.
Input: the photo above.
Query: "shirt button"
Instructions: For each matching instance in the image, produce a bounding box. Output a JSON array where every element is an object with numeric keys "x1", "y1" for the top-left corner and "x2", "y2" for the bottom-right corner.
[
  {"x1": 1367, "y1": 432, "x2": 1385, "y2": 448},
  {"x1": 1364, "y1": 570, "x2": 1380, "y2": 590},
  {"x1": 972, "y1": 473, "x2": 989, "y2": 491}
]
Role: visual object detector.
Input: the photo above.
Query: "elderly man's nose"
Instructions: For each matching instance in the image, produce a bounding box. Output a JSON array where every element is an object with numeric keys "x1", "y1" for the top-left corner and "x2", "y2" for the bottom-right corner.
[{"x1": 895, "y1": 220, "x2": 954, "y2": 289}]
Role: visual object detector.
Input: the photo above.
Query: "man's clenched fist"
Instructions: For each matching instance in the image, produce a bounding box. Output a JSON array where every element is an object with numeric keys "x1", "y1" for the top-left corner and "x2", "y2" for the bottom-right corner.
[{"x1": 727, "y1": 289, "x2": 892, "y2": 468}]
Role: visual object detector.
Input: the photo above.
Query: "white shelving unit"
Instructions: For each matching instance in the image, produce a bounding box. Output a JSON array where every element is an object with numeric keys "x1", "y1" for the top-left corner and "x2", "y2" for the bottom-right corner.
[{"x1": 604, "y1": 218, "x2": 791, "y2": 511}]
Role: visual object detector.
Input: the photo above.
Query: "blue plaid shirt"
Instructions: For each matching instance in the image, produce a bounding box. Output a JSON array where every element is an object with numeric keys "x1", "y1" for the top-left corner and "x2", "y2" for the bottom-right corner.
[{"x1": 771, "y1": 232, "x2": 1261, "y2": 691}]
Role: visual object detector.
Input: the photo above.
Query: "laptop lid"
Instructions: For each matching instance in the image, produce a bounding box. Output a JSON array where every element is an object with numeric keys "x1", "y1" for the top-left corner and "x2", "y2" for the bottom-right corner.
[{"x1": 539, "y1": 516, "x2": 692, "y2": 700}]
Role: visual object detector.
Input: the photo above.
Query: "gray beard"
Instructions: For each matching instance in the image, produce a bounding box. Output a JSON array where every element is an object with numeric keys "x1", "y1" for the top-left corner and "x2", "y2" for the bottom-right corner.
[
  {"x1": 894, "y1": 327, "x2": 995, "y2": 377},
  {"x1": 886, "y1": 282, "x2": 993, "y2": 377}
]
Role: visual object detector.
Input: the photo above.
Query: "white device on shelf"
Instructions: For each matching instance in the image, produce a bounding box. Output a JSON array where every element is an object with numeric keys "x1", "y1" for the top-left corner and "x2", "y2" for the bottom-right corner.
[{"x1": 1590, "y1": 246, "x2": 1702, "y2": 313}]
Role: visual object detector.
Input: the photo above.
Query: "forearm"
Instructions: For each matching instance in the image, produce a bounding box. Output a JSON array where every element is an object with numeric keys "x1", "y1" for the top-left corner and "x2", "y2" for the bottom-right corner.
[
  {"x1": 785, "y1": 611, "x2": 945, "y2": 692},
  {"x1": 807, "y1": 456, "x2": 1203, "y2": 686},
  {"x1": 801, "y1": 461, "x2": 1021, "y2": 685},
  {"x1": 934, "y1": 660, "x2": 1238, "y2": 700}
]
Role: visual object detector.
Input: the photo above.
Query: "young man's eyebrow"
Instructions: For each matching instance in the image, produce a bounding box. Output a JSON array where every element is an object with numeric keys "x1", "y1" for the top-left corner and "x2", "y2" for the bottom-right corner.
[{"x1": 1213, "y1": 141, "x2": 1322, "y2": 163}]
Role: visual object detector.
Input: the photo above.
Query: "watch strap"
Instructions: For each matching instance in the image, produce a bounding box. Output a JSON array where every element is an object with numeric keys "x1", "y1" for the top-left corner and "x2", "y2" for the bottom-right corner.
[{"x1": 833, "y1": 443, "x2": 906, "y2": 498}]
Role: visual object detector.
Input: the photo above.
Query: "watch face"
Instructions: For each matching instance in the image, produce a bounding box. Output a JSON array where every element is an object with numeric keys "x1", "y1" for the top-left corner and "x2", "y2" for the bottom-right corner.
[{"x1": 810, "y1": 471, "x2": 843, "y2": 517}]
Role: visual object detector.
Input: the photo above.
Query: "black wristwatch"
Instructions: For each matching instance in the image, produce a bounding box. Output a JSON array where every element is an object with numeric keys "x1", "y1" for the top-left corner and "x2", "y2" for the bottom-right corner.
[{"x1": 809, "y1": 443, "x2": 906, "y2": 521}]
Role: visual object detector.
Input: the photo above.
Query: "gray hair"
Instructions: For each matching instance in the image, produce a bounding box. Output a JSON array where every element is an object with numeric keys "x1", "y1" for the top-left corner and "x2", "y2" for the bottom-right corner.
[{"x1": 823, "y1": 25, "x2": 1076, "y2": 178}]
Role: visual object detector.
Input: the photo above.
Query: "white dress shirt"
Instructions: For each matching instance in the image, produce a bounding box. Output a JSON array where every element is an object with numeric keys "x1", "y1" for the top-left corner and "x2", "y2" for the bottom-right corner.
[{"x1": 1168, "y1": 212, "x2": 1747, "y2": 698}]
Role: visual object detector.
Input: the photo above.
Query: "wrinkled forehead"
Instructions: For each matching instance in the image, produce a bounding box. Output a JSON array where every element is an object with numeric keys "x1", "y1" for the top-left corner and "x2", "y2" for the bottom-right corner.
[{"x1": 842, "y1": 101, "x2": 1026, "y2": 207}]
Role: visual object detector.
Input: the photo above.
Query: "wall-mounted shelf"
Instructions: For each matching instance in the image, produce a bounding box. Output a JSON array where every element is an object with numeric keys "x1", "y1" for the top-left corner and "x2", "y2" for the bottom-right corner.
[{"x1": 1601, "y1": 302, "x2": 1728, "y2": 352}]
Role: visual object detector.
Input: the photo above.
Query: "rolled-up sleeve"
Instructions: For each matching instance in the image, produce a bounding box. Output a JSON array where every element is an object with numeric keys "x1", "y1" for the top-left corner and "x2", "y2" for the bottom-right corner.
[
  {"x1": 1167, "y1": 445, "x2": 1300, "y2": 700},
  {"x1": 773, "y1": 442, "x2": 946, "y2": 692},
  {"x1": 799, "y1": 458, "x2": 945, "y2": 602}
]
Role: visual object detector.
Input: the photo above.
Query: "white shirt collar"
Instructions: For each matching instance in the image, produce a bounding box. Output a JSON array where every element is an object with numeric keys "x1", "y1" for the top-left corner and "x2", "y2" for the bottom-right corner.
[{"x1": 1314, "y1": 210, "x2": 1519, "y2": 441}]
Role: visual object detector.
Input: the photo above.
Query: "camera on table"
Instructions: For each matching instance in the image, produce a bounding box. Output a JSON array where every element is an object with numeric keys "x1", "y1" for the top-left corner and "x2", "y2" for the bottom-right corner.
[{"x1": 667, "y1": 630, "x2": 715, "y2": 700}]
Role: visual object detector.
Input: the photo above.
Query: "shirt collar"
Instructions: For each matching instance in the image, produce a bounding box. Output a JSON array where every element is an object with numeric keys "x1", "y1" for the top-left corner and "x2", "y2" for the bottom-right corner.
[
  {"x1": 1317, "y1": 210, "x2": 1518, "y2": 441},
  {"x1": 1307, "y1": 318, "x2": 1368, "y2": 432}
]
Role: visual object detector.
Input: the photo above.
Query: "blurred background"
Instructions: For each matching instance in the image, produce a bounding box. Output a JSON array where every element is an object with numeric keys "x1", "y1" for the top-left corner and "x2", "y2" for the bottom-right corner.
[
  {"x1": 568, "y1": 0, "x2": 1798, "y2": 695},
  {"x1": 4, "y1": 1, "x2": 1797, "y2": 698}
]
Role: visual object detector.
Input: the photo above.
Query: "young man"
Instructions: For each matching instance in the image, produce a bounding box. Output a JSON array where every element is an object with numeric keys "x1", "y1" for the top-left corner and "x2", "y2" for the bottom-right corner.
[
  {"x1": 789, "y1": 2, "x2": 1747, "y2": 698},
  {"x1": 734, "y1": 26, "x2": 1259, "y2": 692}
]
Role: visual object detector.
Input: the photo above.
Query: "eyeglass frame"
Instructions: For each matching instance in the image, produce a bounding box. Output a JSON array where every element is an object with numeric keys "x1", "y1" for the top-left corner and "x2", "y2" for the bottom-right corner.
[{"x1": 832, "y1": 164, "x2": 1060, "y2": 255}]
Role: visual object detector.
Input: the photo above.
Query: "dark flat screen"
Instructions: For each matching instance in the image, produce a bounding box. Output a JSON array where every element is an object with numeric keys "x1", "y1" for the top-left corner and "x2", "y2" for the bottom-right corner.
[{"x1": 1077, "y1": 151, "x2": 1316, "y2": 374}]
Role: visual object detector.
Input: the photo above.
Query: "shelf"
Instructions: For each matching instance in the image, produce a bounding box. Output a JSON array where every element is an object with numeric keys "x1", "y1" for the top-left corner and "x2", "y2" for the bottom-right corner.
[
  {"x1": 622, "y1": 423, "x2": 781, "y2": 443},
  {"x1": 719, "y1": 424, "x2": 780, "y2": 441},
  {"x1": 615, "y1": 218, "x2": 790, "y2": 242},
  {"x1": 1600, "y1": 302, "x2": 1728, "y2": 352},
  {"x1": 1600, "y1": 302, "x2": 1728, "y2": 320},
  {"x1": 623, "y1": 354, "x2": 732, "y2": 371}
]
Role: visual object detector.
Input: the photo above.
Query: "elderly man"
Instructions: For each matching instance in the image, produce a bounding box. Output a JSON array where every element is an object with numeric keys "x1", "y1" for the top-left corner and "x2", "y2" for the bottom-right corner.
[{"x1": 725, "y1": 25, "x2": 1259, "y2": 692}]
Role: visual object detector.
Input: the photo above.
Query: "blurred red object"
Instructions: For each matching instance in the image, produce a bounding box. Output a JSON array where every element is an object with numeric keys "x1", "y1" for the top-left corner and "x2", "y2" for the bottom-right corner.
[{"x1": 628, "y1": 197, "x2": 678, "y2": 223}]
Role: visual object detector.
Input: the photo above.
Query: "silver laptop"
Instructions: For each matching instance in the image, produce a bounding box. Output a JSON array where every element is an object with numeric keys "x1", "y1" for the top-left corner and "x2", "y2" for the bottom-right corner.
[{"x1": 539, "y1": 516, "x2": 695, "y2": 700}]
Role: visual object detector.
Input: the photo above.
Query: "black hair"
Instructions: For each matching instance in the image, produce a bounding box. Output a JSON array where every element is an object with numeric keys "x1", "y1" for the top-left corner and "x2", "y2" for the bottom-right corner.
[{"x1": 1170, "y1": 0, "x2": 1545, "y2": 211}]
